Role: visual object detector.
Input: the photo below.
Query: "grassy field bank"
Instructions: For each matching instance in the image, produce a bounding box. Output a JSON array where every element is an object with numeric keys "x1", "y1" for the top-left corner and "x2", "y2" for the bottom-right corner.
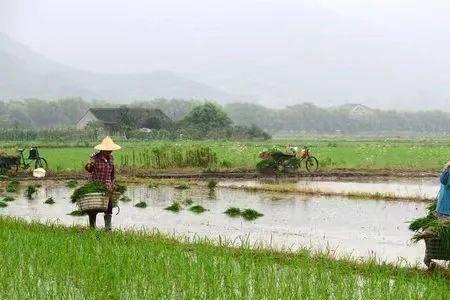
[
  {"x1": 1, "y1": 217, "x2": 449, "y2": 299},
  {"x1": 1, "y1": 137, "x2": 450, "y2": 172}
]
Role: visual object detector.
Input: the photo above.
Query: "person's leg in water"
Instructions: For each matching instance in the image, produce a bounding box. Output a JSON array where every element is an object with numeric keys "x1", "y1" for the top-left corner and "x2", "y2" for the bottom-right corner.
[
  {"x1": 88, "y1": 212, "x2": 97, "y2": 228},
  {"x1": 104, "y1": 197, "x2": 113, "y2": 230}
]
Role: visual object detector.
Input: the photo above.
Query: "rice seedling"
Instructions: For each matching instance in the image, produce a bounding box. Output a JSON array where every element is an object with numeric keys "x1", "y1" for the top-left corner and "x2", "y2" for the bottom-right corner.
[
  {"x1": 2, "y1": 217, "x2": 450, "y2": 299},
  {"x1": 148, "y1": 181, "x2": 159, "y2": 188},
  {"x1": 241, "y1": 209, "x2": 264, "y2": 221},
  {"x1": 207, "y1": 179, "x2": 217, "y2": 189},
  {"x1": 67, "y1": 210, "x2": 86, "y2": 216},
  {"x1": 66, "y1": 180, "x2": 78, "y2": 188},
  {"x1": 25, "y1": 185, "x2": 37, "y2": 199},
  {"x1": 2, "y1": 196, "x2": 15, "y2": 202},
  {"x1": 224, "y1": 207, "x2": 241, "y2": 217},
  {"x1": 165, "y1": 202, "x2": 181, "y2": 212},
  {"x1": 174, "y1": 183, "x2": 190, "y2": 190},
  {"x1": 135, "y1": 201, "x2": 147, "y2": 208},
  {"x1": 35, "y1": 184, "x2": 42, "y2": 188},
  {"x1": 6, "y1": 181, "x2": 19, "y2": 193},
  {"x1": 0, "y1": 201, "x2": 7, "y2": 208},
  {"x1": 114, "y1": 183, "x2": 127, "y2": 194},
  {"x1": 183, "y1": 198, "x2": 193, "y2": 205},
  {"x1": 119, "y1": 196, "x2": 132, "y2": 202},
  {"x1": 44, "y1": 197, "x2": 55, "y2": 204},
  {"x1": 189, "y1": 205, "x2": 207, "y2": 214}
]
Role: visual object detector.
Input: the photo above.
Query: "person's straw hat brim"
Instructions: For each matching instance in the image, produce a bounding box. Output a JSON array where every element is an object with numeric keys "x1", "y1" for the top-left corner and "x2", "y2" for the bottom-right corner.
[{"x1": 94, "y1": 136, "x2": 121, "y2": 151}]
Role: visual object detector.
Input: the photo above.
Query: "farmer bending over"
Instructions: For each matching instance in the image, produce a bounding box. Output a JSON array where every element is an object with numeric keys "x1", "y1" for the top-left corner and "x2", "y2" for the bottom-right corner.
[
  {"x1": 84, "y1": 136, "x2": 121, "y2": 229},
  {"x1": 436, "y1": 162, "x2": 450, "y2": 217}
]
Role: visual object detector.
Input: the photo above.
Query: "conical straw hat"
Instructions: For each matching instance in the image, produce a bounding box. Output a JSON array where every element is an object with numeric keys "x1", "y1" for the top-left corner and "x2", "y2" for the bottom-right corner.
[{"x1": 94, "y1": 136, "x2": 121, "y2": 151}]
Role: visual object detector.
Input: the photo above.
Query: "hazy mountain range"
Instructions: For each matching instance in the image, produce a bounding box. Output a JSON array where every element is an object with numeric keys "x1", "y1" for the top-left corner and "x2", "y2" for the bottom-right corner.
[{"x1": 0, "y1": 32, "x2": 233, "y2": 102}]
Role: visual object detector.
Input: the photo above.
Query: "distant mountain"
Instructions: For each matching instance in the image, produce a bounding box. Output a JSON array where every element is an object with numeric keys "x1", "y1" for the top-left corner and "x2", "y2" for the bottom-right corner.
[{"x1": 0, "y1": 33, "x2": 232, "y2": 102}]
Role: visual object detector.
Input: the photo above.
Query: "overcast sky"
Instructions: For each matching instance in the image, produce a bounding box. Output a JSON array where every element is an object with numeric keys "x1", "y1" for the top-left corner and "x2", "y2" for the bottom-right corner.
[{"x1": 1, "y1": 0, "x2": 450, "y2": 108}]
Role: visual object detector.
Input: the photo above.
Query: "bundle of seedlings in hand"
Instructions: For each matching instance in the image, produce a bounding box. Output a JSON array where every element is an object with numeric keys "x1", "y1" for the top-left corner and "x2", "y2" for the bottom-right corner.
[
  {"x1": 135, "y1": 201, "x2": 147, "y2": 208},
  {"x1": 66, "y1": 180, "x2": 78, "y2": 188},
  {"x1": 44, "y1": 197, "x2": 55, "y2": 204},
  {"x1": 26, "y1": 185, "x2": 37, "y2": 199},
  {"x1": 409, "y1": 201, "x2": 450, "y2": 244},
  {"x1": 6, "y1": 181, "x2": 19, "y2": 193},
  {"x1": 70, "y1": 182, "x2": 109, "y2": 203}
]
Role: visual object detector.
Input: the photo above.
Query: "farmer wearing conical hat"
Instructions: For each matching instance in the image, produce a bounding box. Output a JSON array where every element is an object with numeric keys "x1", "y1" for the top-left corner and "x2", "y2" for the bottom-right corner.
[{"x1": 84, "y1": 136, "x2": 121, "y2": 229}]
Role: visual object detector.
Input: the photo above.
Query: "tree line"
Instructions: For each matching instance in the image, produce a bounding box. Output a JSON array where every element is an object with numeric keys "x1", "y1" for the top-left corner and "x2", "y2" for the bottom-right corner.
[{"x1": 1, "y1": 98, "x2": 450, "y2": 134}]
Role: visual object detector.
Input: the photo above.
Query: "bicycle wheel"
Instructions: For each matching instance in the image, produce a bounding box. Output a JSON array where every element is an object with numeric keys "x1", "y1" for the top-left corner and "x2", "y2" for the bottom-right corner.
[
  {"x1": 35, "y1": 158, "x2": 48, "y2": 170},
  {"x1": 305, "y1": 157, "x2": 319, "y2": 173}
]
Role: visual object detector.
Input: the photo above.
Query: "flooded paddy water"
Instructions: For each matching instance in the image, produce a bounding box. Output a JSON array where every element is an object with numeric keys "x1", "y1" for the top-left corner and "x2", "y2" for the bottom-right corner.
[{"x1": 0, "y1": 177, "x2": 435, "y2": 266}]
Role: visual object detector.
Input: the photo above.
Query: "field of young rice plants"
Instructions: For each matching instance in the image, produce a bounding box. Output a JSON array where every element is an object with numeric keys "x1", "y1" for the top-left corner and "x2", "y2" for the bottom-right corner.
[
  {"x1": 1, "y1": 137, "x2": 450, "y2": 172},
  {"x1": 1, "y1": 217, "x2": 449, "y2": 300}
]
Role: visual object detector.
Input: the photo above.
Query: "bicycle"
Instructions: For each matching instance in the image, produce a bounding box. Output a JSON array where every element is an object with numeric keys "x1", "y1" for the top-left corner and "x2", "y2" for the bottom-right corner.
[
  {"x1": 16, "y1": 146, "x2": 48, "y2": 171},
  {"x1": 298, "y1": 145, "x2": 319, "y2": 173}
]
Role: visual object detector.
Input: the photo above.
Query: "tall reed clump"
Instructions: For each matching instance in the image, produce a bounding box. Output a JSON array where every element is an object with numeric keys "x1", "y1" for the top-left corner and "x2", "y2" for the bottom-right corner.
[{"x1": 119, "y1": 144, "x2": 218, "y2": 169}]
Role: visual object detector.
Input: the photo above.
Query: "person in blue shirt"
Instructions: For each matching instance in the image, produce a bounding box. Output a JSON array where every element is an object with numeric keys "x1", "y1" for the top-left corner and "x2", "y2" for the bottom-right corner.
[{"x1": 436, "y1": 163, "x2": 450, "y2": 216}]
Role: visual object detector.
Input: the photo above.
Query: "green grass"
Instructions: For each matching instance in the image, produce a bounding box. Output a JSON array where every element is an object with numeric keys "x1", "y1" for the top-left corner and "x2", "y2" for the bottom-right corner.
[
  {"x1": 1, "y1": 217, "x2": 450, "y2": 299},
  {"x1": 2, "y1": 137, "x2": 450, "y2": 172}
]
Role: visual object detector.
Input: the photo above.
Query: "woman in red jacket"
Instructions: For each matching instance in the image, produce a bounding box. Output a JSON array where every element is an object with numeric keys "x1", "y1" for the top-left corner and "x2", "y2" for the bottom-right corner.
[{"x1": 85, "y1": 136, "x2": 121, "y2": 229}]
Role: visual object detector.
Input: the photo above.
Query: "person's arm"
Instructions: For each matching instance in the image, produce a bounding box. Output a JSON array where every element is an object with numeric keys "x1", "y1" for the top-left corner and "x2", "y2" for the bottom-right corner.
[
  {"x1": 440, "y1": 169, "x2": 449, "y2": 185},
  {"x1": 85, "y1": 158, "x2": 96, "y2": 173}
]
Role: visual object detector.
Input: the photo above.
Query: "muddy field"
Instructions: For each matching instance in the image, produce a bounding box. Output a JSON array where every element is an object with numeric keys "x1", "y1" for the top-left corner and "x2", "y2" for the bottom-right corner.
[{"x1": 0, "y1": 178, "x2": 432, "y2": 265}]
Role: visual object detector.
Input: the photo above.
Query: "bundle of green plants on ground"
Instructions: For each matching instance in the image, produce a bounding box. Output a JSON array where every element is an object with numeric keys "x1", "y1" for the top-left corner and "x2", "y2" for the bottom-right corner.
[
  {"x1": 2, "y1": 217, "x2": 450, "y2": 299},
  {"x1": 409, "y1": 201, "x2": 450, "y2": 248},
  {"x1": 134, "y1": 201, "x2": 147, "y2": 208},
  {"x1": 66, "y1": 180, "x2": 78, "y2": 188},
  {"x1": 67, "y1": 210, "x2": 87, "y2": 216},
  {"x1": 2, "y1": 196, "x2": 15, "y2": 202},
  {"x1": 224, "y1": 207, "x2": 264, "y2": 220},
  {"x1": 6, "y1": 181, "x2": 19, "y2": 193},
  {"x1": 25, "y1": 185, "x2": 37, "y2": 199},
  {"x1": 0, "y1": 201, "x2": 7, "y2": 208},
  {"x1": 189, "y1": 205, "x2": 207, "y2": 214},
  {"x1": 44, "y1": 197, "x2": 55, "y2": 204},
  {"x1": 70, "y1": 182, "x2": 109, "y2": 203}
]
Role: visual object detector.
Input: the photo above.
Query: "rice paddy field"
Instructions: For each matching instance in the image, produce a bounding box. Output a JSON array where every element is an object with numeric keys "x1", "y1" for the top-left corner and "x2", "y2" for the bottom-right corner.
[
  {"x1": 1, "y1": 217, "x2": 450, "y2": 300},
  {"x1": 1, "y1": 136, "x2": 450, "y2": 172}
]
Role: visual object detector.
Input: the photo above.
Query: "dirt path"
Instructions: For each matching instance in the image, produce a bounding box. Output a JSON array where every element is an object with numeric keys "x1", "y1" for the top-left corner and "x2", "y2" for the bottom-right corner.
[{"x1": 1, "y1": 168, "x2": 438, "y2": 181}]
